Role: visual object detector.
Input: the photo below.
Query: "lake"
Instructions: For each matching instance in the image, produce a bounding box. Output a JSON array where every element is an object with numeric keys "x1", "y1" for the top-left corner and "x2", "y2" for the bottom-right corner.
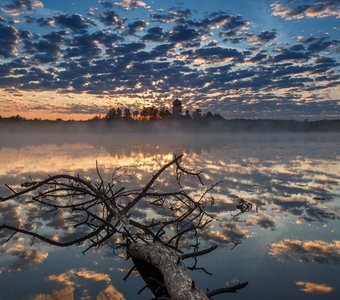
[{"x1": 0, "y1": 132, "x2": 339, "y2": 300}]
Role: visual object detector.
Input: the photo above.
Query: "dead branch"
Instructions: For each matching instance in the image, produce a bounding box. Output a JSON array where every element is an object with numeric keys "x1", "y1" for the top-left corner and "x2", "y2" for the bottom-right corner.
[
  {"x1": 0, "y1": 154, "x2": 249, "y2": 299},
  {"x1": 182, "y1": 245, "x2": 218, "y2": 260},
  {"x1": 206, "y1": 282, "x2": 249, "y2": 297}
]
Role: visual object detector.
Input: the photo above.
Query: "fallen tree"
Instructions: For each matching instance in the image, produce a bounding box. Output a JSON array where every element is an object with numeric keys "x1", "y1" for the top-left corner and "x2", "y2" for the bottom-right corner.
[{"x1": 0, "y1": 154, "x2": 248, "y2": 299}]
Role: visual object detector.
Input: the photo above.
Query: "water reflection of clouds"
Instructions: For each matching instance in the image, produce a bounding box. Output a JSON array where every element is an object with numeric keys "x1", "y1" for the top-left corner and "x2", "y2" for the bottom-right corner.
[
  {"x1": 0, "y1": 134, "x2": 339, "y2": 298},
  {"x1": 1, "y1": 139, "x2": 338, "y2": 244},
  {"x1": 245, "y1": 214, "x2": 275, "y2": 230},
  {"x1": 0, "y1": 202, "x2": 25, "y2": 230},
  {"x1": 1, "y1": 242, "x2": 48, "y2": 273},
  {"x1": 31, "y1": 268, "x2": 125, "y2": 300},
  {"x1": 200, "y1": 213, "x2": 276, "y2": 246},
  {"x1": 295, "y1": 281, "x2": 334, "y2": 294},
  {"x1": 48, "y1": 268, "x2": 111, "y2": 285},
  {"x1": 269, "y1": 239, "x2": 340, "y2": 264},
  {"x1": 202, "y1": 221, "x2": 252, "y2": 244}
]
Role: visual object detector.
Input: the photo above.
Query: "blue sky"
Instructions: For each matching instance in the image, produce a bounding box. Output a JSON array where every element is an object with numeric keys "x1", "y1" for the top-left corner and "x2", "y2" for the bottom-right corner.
[{"x1": 0, "y1": 0, "x2": 339, "y2": 120}]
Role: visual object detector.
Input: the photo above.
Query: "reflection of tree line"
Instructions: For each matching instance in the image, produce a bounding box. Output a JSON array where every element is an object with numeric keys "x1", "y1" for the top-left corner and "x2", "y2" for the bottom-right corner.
[{"x1": 105, "y1": 143, "x2": 211, "y2": 158}]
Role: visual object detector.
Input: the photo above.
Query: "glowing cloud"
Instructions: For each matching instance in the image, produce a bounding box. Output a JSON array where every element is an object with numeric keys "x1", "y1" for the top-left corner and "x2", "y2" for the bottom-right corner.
[
  {"x1": 271, "y1": 1, "x2": 340, "y2": 20},
  {"x1": 114, "y1": 0, "x2": 147, "y2": 11},
  {"x1": 295, "y1": 281, "x2": 334, "y2": 294},
  {"x1": 269, "y1": 239, "x2": 340, "y2": 264}
]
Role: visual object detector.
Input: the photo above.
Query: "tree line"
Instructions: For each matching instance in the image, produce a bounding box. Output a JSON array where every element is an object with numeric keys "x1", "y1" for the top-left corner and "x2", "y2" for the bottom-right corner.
[{"x1": 104, "y1": 106, "x2": 223, "y2": 121}]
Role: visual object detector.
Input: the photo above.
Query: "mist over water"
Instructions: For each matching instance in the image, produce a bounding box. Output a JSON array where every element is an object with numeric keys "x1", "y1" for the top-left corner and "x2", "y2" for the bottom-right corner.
[{"x1": 0, "y1": 129, "x2": 339, "y2": 299}]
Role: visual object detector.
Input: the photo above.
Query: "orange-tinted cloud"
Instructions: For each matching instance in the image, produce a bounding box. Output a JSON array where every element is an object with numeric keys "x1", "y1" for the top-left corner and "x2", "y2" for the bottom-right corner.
[
  {"x1": 35, "y1": 268, "x2": 126, "y2": 299},
  {"x1": 296, "y1": 281, "x2": 334, "y2": 294},
  {"x1": 33, "y1": 286, "x2": 74, "y2": 300},
  {"x1": 272, "y1": 1, "x2": 340, "y2": 20},
  {"x1": 2, "y1": 244, "x2": 48, "y2": 272},
  {"x1": 269, "y1": 239, "x2": 340, "y2": 264}
]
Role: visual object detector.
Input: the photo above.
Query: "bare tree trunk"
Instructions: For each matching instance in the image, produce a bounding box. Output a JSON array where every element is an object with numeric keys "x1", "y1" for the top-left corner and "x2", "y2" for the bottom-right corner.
[{"x1": 128, "y1": 242, "x2": 209, "y2": 300}]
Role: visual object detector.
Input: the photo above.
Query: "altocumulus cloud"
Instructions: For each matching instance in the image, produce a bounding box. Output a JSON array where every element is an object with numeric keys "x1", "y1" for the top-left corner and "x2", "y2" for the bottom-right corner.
[
  {"x1": 272, "y1": 0, "x2": 340, "y2": 19},
  {"x1": 114, "y1": 0, "x2": 147, "y2": 11},
  {"x1": 0, "y1": 0, "x2": 339, "y2": 119},
  {"x1": 0, "y1": 23, "x2": 19, "y2": 58},
  {"x1": 3, "y1": 0, "x2": 43, "y2": 14}
]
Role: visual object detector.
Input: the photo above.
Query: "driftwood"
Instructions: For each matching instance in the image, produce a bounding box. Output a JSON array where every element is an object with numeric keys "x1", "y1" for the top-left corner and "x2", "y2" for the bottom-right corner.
[
  {"x1": 128, "y1": 242, "x2": 209, "y2": 300},
  {"x1": 0, "y1": 154, "x2": 250, "y2": 299}
]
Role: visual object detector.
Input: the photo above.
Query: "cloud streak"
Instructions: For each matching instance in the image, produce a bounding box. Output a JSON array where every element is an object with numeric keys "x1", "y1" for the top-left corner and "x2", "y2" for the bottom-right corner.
[
  {"x1": 295, "y1": 281, "x2": 334, "y2": 294},
  {"x1": 272, "y1": 0, "x2": 340, "y2": 20},
  {"x1": 269, "y1": 239, "x2": 340, "y2": 264}
]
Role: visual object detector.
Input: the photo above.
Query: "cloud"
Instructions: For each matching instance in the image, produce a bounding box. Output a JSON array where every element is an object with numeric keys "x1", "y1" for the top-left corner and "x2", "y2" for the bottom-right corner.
[
  {"x1": 32, "y1": 286, "x2": 75, "y2": 300},
  {"x1": 295, "y1": 281, "x2": 334, "y2": 294},
  {"x1": 0, "y1": 3, "x2": 339, "y2": 119},
  {"x1": 4, "y1": 0, "x2": 43, "y2": 14},
  {"x1": 35, "y1": 17, "x2": 55, "y2": 27},
  {"x1": 150, "y1": 9, "x2": 191, "y2": 24},
  {"x1": 33, "y1": 269, "x2": 125, "y2": 300},
  {"x1": 202, "y1": 222, "x2": 250, "y2": 244},
  {"x1": 269, "y1": 239, "x2": 340, "y2": 264},
  {"x1": 248, "y1": 51, "x2": 268, "y2": 62},
  {"x1": 273, "y1": 49, "x2": 310, "y2": 62},
  {"x1": 2, "y1": 243, "x2": 48, "y2": 272},
  {"x1": 114, "y1": 0, "x2": 147, "y2": 11},
  {"x1": 142, "y1": 26, "x2": 165, "y2": 42},
  {"x1": 271, "y1": 0, "x2": 340, "y2": 20},
  {"x1": 24, "y1": 31, "x2": 65, "y2": 63},
  {"x1": 75, "y1": 269, "x2": 111, "y2": 283},
  {"x1": 150, "y1": 43, "x2": 176, "y2": 58},
  {"x1": 47, "y1": 268, "x2": 112, "y2": 286},
  {"x1": 54, "y1": 14, "x2": 89, "y2": 32},
  {"x1": 246, "y1": 214, "x2": 275, "y2": 230},
  {"x1": 289, "y1": 44, "x2": 305, "y2": 51},
  {"x1": 254, "y1": 30, "x2": 277, "y2": 45},
  {"x1": 168, "y1": 25, "x2": 199, "y2": 43},
  {"x1": 0, "y1": 24, "x2": 19, "y2": 58},
  {"x1": 218, "y1": 15, "x2": 248, "y2": 39},
  {"x1": 127, "y1": 20, "x2": 148, "y2": 35},
  {"x1": 99, "y1": 1, "x2": 115, "y2": 9},
  {"x1": 32, "y1": 284, "x2": 125, "y2": 300},
  {"x1": 62, "y1": 31, "x2": 121, "y2": 59},
  {"x1": 97, "y1": 285, "x2": 126, "y2": 300},
  {"x1": 303, "y1": 36, "x2": 338, "y2": 53},
  {"x1": 181, "y1": 46, "x2": 246, "y2": 64},
  {"x1": 0, "y1": 204, "x2": 24, "y2": 236},
  {"x1": 52, "y1": 104, "x2": 111, "y2": 115},
  {"x1": 97, "y1": 10, "x2": 126, "y2": 27},
  {"x1": 114, "y1": 42, "x2": 145, "y2": 54},
  {"x1": 200, "y1": 12, "x2": 240, "y2": 29}
]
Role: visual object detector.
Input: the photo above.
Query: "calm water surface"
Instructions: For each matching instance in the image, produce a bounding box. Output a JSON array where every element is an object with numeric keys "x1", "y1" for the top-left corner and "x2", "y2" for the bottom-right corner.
[{"x1": 0, "y1": 132, "x2": 339, "y2": 299}]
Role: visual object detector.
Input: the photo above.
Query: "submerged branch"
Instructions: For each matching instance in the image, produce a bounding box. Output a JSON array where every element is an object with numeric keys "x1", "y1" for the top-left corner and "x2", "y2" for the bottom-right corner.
[{"x1": 206, "y1": 282, "x2": 249, "y2": 297}]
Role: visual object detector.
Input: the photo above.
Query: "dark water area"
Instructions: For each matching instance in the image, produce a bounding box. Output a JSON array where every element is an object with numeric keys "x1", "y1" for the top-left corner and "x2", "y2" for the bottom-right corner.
[{"x1": 0, "y1": 132, "x2": 339, "y2": 299}]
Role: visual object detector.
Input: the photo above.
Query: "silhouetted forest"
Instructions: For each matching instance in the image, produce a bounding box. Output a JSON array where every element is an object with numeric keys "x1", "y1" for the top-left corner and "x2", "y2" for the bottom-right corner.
[{"x1": 1, "y1": 110, "x2": 340, "y2": 132}]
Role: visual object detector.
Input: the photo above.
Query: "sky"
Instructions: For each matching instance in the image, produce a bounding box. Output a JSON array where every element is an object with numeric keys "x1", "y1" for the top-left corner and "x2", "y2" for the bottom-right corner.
[{"x1": 0, "y1": 0, "x2": 339, "y2": 120}]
